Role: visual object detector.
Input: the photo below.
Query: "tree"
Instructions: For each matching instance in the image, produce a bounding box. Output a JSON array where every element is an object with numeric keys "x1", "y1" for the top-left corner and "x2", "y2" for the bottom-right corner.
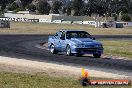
[
  {"x1": 8, "y1": 0, "x2": 15, "y2": 4},
  {"x1": 66, "y1": 7, "x2": 71, "y2": 16},
  {"x1": 27, "y1": 3, "x2": 36, "y2": 12},
  {"x1": 114, "y1": 14, "x2": 118, "y2": 21},
  {"x1": 87, "y1": 0, "x2": 109, "y2": 16},
  {"x1": 0, "y1": 0, "x2": 8, "y2": 11},
  {"x1": 21, "y1": 0, "x2": 33, "y2": 7},
  {"x1": 51, "y1": 1, "x2": 62, "y2": 14},
  {"x1": 121, "y1": 14, "x2": 131, "y2": 21},
  {"x1": 64, "y1": 1, "x2": 73, "y2": 16},
  {"x1": 37, "y1": 0, "x2": 51, "y2": 15},
  {"x1": 73, "y1": 0, "x2": 83, "y2": 16},
  {"x1": 7, "y1": 2, "x2": 19, "y2": 11},
  {"x1": 120, "y1": 0, "x2": 132, "y2": 16},
  {"x1": 62, "y1": 7, "x2": 67, "y2": 15}
]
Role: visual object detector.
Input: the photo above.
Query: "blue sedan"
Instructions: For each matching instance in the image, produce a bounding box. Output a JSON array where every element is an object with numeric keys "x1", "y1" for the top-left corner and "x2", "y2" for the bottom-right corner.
[{"x1": 48, "y1": 30, "x2": 103, "y2": 58}]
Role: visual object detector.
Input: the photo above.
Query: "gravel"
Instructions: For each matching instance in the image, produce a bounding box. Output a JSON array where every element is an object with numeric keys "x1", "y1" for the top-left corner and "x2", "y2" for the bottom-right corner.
[{"x1": 0, "y1": 56, "x2": 132, "y2": 80}]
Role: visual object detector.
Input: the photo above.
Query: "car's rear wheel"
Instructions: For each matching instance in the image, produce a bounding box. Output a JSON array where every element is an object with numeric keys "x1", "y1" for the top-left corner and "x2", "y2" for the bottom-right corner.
[
  {"x1": 93, "y1": 54, "x2": 101, "y2": 58},
  {"x1": 66, "y1": 45, "x2": 72, "y2": 56},
  {"x1": 50, "y1": 44, "x2": 58, "y2": 54}
]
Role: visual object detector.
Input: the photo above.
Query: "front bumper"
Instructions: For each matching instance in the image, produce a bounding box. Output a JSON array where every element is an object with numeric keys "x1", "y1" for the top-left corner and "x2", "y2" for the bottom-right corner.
[{"x1": 71, "y1": 47, "x2": 103, "y2": 54}]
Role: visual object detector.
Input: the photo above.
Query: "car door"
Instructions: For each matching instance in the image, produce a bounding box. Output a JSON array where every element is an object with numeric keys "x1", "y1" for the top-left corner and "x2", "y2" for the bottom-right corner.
[
  {"x1": 59, "y1": 31, "x2": 67, "y2": 52},
  {"x1": 53, "y1": 31, "x2": 62, "y2": 51}
]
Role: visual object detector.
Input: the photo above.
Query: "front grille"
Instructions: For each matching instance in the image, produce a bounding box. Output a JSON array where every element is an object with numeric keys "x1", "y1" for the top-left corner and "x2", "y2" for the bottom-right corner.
[
  {"x1": 76, "y1": 48, "x2": 98, "y2": 52},
  {"x1": 85, "y1": 45, "x2": 96, "y2": 47},
  {"x1": 83, "y1": 49, "x2": 96, "y2": 52}
]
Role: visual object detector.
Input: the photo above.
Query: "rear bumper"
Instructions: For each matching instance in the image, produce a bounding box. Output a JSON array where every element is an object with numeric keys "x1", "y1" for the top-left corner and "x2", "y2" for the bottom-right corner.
[{"x1": 71, "y1": 48, "x2": 103, "y2": 54}]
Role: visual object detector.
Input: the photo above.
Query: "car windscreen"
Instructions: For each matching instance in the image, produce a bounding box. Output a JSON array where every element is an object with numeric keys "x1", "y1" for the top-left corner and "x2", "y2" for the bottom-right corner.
[{"x1": 66, "y1": 31, "x2": 91, "y2": 39}]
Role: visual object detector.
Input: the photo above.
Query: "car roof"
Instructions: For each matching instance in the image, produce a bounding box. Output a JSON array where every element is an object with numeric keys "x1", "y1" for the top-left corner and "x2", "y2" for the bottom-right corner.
[{"x1": 60, "y1": 29, "x2": 84, "y2": 32}]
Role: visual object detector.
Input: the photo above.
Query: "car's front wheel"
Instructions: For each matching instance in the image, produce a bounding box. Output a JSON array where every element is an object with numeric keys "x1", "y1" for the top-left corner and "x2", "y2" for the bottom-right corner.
[
  {"x1": 93, "y1": 54, "x2": 101, "y2": 58},
  {"x1": 75, "y1": 53, "x2": 83, "y2": 57},
  {"x1": 50, "y1": 44, "x2": 58, "y2": 54},
  {"x1": 66, "y1": 45, "x2": 72, "y2": 56}
]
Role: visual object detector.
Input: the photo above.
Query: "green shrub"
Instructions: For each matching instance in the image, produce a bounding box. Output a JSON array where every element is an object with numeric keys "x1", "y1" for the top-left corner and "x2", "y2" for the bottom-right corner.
[
  {"x1": 121, "y1": 14, "x2": 131, "y2": 21},
  {"x1": 14, "y1": 8, "x2": 25, "y2": 13}
]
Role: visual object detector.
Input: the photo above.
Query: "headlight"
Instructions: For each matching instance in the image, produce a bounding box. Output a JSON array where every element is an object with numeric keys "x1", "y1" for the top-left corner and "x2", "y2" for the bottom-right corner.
[{"x1": 75, "y1": 44, "x2": 85, "y2": 47}]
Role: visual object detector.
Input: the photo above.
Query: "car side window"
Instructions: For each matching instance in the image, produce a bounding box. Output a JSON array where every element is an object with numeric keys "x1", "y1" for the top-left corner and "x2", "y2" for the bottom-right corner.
[
  {"x1": 60, "y1": 32, "x2": 65, "y2": 40},
  {"x1": 66, "y1": 32, "x2": 71, "y2": 39}
]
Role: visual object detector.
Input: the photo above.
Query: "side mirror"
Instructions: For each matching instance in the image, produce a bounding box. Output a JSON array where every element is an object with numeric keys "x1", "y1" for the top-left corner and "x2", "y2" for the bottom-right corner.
[
  {"x1": 92, "y1": 37, "x2": 95, "y2": 40},
  {"x1": 54, "y1": 34, "x2": 58, "y2": 38},
  {"x1": 54, "y1": 36, "x2": 57, "y2": 39}
]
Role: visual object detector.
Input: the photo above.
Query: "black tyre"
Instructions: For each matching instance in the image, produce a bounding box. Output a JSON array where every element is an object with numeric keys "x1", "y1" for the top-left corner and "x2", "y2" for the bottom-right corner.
[
  {"x1": 66, "y1": 45, "x2": 72, "y2": 56},
  {"x1": 75, "y1": 53, "x2": 83, "y2": 57},
  {"x1": 93, "y1": 54, "x2": 101, "y2": 58},
  {"x1": 50, "y1": 44, "x2": 58, "y2": 54}
]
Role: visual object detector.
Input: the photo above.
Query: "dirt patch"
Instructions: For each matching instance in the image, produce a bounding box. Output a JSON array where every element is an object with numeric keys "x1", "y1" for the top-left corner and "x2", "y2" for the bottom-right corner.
[{"x1": 0, "y1": 56, "x2": 132, "y2": 80}]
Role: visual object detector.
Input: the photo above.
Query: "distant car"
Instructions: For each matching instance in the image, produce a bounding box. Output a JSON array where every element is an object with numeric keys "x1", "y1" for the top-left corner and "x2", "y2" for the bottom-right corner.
[{"x1": 48, "y1": 30, "x2": 103, "y2": 58}]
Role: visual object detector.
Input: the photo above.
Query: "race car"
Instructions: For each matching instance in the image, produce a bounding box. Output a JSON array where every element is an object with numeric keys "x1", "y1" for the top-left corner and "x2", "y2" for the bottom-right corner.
[{"x1": 48, "y1": 30, "x2": 103, "y2": 58}]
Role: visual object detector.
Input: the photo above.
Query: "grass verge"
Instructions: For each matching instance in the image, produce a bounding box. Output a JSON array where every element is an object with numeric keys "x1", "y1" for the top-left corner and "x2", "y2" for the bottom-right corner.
[
  {"x1": 100, "y1": 40, "x2": 132, "y2": 59},
  {"x1": 0, "y1": 22, "x2": 132, "y2": 35},
  {"x1": 0, "y1": 72, "x2": 131, "y2": 88}
]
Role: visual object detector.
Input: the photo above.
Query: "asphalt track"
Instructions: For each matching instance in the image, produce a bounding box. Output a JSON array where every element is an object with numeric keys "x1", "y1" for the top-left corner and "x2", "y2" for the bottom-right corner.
[{"x1": 0, "y1": 35, "x2": 132, "y2": 72}]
